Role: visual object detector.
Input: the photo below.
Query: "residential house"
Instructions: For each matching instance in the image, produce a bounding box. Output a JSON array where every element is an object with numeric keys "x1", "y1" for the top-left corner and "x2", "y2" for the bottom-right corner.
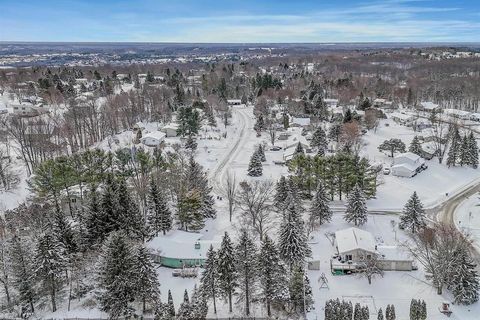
[
  {"x1": 141, "y1": 131, "x2": 166, "y2": 147},
  {"x1": 391, "y1": 152, "x2": 426, "y2": 178}
]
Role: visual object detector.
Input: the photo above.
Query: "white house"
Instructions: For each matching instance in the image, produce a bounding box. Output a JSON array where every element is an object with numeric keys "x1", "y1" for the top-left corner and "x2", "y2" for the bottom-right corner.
[
  {"x1": 335, "y1": 227, "x2": 376, "y2": 262},
  {"x1": 291, "y1": 117, "x2": 311, "y2": 128},
  {"x1": 141, "y1": 131, "x2": 166, "y2": 147},
  {"x1": 161, "y1": 124, "x2": 179, "y2": 137},
  {"x1": 391, "y1": 152, "x2": 425, "y2": 178},
  {"x1": 390, "y1": 112, "x2": 415, "y2": 126},
  {"x1": 227, "y1": 99, "x2": 242, "y2": 106},
  {"x1": 419, "y1": 101, "x2": 440, "y2": 112},
  {"x1": 443, "y1": 108, "x2": 471, "y2": 120}
]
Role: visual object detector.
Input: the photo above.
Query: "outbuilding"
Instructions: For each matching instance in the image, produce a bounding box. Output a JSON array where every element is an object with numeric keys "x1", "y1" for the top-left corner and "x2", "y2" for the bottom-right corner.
[{"x1": 141, "y1": 131, "x2": 166, "y2": 147}]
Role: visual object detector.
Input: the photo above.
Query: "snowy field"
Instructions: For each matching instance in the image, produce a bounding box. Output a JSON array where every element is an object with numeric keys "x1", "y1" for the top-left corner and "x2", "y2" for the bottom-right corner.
[{"x1": 455, "y1": 193, "x2": 480, "y2": 252}]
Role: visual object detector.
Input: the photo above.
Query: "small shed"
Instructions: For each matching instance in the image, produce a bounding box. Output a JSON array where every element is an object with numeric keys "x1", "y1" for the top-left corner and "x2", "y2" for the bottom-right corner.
[{"x1": 161, "y1": 124, "x2": 179, "y2": 137}]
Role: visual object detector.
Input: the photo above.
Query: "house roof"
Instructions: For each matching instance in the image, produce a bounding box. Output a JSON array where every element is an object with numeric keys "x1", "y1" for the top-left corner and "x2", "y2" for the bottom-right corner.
[
  {"x1": 146, "y1": 230, "x2": 221, "y2": 260},
  {"x1": 141, "y1": 131, "x2": 166, "y2": 141},
  {"x1": 394, "y1": 152, "x2": 421, "y2": 164},
  {"x1": 335, "y1": 227, "x2": 376, "y2": 254},
  {"x1": 291, "y1": 117, "x2": 311, "y2": 126},
  {"x1": 392, "y1": 162, "x2": 417, "y2": 173}
]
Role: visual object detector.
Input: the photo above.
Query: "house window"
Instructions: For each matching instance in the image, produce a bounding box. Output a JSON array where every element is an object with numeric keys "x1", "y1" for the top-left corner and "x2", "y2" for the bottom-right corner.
[{"x1": 346, "y1": 254, "x2": 352, "y2": 261}]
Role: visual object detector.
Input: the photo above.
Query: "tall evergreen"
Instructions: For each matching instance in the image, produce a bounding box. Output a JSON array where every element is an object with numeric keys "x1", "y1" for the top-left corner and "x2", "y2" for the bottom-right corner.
[
  {"x1": 344, "y1": 184, "x2": 368, "y2": 226},
  {"x1": 378, "y1": 308, "x2": 384, "y2": 320},
  {"x1": 258, "y1": 236, "x2": 288, "y2": 317},
  {"x1": 190, "y1": 285, "x2": 208, "y2": 319},
  {"x1": 147, "y1": 179, "x2": 172, "y2": 236},
  {"x1": 409, "y1": 136, "x2": 423, "y2": 156},
  {"x1": 8, "y1": 236, "x2": 36, "y2": 313},
  {"x1": 308, "y1": 182, "x2": 332, "y2": 231},
  {"x1": 247, "y1": 150, "x2": 263, "y2": 177},
  {"x1": 274, "y1": 176, "x2": 288, "y2": 210},
  {"x1": 97, "y1": 232, "x2": 136, "y2": 318},
  {"x1": 52, "y1": 206, "x2": 77, "y2": 255},
  {"x1": 235, "y1": 230, "x2": 257, "y2": 316},
  {"x1": 467, "y1": 131, "x2": 479, "y2": 168},
  {"x1": 133, "y1": 246, "x2": 161, "y2": 313},
  {"x1": 294, "y1": 142, "x2": 304, "y2": 155},
  {"x1": 99, "y1": 175, "x2": 121, "y2": 235},
  {"x1": 386, "y1": 304, "x2": 396, "y2": 320},
  {"x1": 311, "y1": 127, "x2": 328, "y2": 156},
  {"x1": 217, "y1": 232, "x2": 237, "y2": 313},
  {"x1": 257, "y1": 144, "x2": 266, "y2": 162},
  {"x1": 177, "y1": 189, "x2": 204, "y2": 231},
  {"x1": 288, "y1": 266, "x2": 313, "y2": 315},
  {"x1": 184, "y1": 157, "x2": 216, "y2": 219},
  {"x1": 460, "y1": 134, "x2": 469, "y2": 166},
  {"x1": 447, "y1": 127, "x2": 461, "y2": 167},
  {"x1": 399, "y1": 192, "x2": 426, "y2": 233},
  {"x1": 33, "y1": 231, "x2": 66, "y2": 312},
  {"x1": 167, "y1": 289, "x2": 175, "y2": 318},
  {"x1": 177, "y1": 289, "x2": 192, "y2": 320},
  {"x1": 84, "y1": 188, "x2": 105, "y2": 245},
  {"x1": 451, "y1": 249, "x2": 479, "y2": 305},
  {"x1": 117, "y1": 178, "x2": 146, "y2": 240},
  {"x1": 200, "y1": 245, "x2": 218, "y2": 314},
  {"x1": 279, "y1": 195, "x2": 311, "y2": 270}
]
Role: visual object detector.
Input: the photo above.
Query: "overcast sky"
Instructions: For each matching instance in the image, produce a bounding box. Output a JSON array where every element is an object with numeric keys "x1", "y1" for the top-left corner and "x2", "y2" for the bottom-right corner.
[{"x1": 1, "y1": 0, "x2": 479, "y2": 42}]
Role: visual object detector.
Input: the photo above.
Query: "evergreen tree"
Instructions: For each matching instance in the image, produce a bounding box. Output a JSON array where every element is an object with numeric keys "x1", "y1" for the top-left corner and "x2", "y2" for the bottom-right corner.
[
  {"x1": 84, "y1": 188, "x2": 106, "y2": 245},
  {"x1": 460, "y1": 135, "x2": 469, "y2": 166},
  {"x1": 167, "y1": 289, "x2": 175, "y2": 318},
  {"x1": 235, "y1": 230, "x2": 257, "y2": 316},
  {"x1": 147, "y1": 179, "x2": 172, "y2": 236},
  {"x1": 97, "y1": 232, "x2": 136, "y2": 318},
  {"x1": 294, "y1": 142, "x2": 304, "y2": 155},
  {"x1": 420, "y1": 301, "x2": 427, "y2": 320},
  {"x1": 410, "y1": 299, "x2": 418, "y2": 320},
  {"x1": 274, "y1": 176, "x2": 288, "y2": 210},
  {"x1": 33, "y1": 231, "x2": 66, "y2": 312},
  {"x1": 447, "y1": 127, "x2": 461, "y2": 167},
  {"x1": 399, "y1": 192, "x2": 426, "y2": 233},
  {"x1": 247, "y1": 150, "x2": 263, "y2": 177},
  {"x1": 386, "y1": 304, "x2": 396, "y2": 320},
  {"x1": 311, "y1": 127, "x2": 328, "y2": 156},
  {"x1": 99, "y1": 175, "x2": 121, "y2": 235},
  {"x1": 185, "y1": 135, "x2": 197, "y2": 151},
  {"x1": 8, "y1": 236, "x2": 36, "y2": 313},
  {"x1": 177, "y1": 289, "x2": 192, "y2": 320},
  {"x1": 279, "y1": 195, "x2": 311, "y2": 270},
  {"x1": 190, "y1": 285, "x2": 208, "y2": 319},
  {"x1": 409, "y1": 136, "x2": 423, "y2": 156},
  {"x1": 257, "y1": 144, "x2": 266, "y2": 162},
  {"x1": 288, "y1": 266, "x2": 313, "y2": 315},
  {"x1": 217, "y1": 232, "x2": 237, "y2": 313},
  {"x1": 52, "y1": 206, "x2": 77, "y2": 255},
  {"x1": 133, "y1": 246, "x2": 161, "y2": 313},
  {"x1": 344, "y1": 184, "x2": 368, "y2": 226},
  {"x1": 467, "y1": 131, "x2": 479, "y2": 168},
  {"x1": 184, "y1": 157, "x2": 216, "y2": 219},
  {"x1": 200, "y1": 245, "x2": 218, "y2": 314},
  {"x1": 308, "y1": 182, "x2": 332, "y2": 231},
  {"x1": 117, "y1": 178, "x2": 146, "y2": 240},
  {"x1": 258, "y1": 236, "x2": 288, "y2": 317},
  {"x1": 177, "y1": 189, "x2": 203, "y2": 231},
  {"x1": 378, "y1": 308, "x2": 384, "y2": 320},
  {"x1": 451, "y1": 249, "x2": 479, "y2": 305}
]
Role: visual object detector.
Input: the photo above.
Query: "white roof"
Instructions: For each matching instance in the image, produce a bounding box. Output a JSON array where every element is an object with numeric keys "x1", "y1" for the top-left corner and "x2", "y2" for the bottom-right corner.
[
  {"x1": 392, "y1": 162, "x2": 417, "y2": 173},
  {"x1": 394, "y1": 152, "x2": 421, "y2": 164},
  {"x1": 390, "y1": 112, "x2": 414, "y2": 121},
  {"x1": 161, "y1": 123, "x2": 179, "y2": 130},
  {"x1": 227, "y1": 99, "x2": 242, "y2": 103},
  {"x1": 146, "y1": 230, "x2": 221, "y2": 259},
  {"x1": 335, "y1": 227, "x2": 376, "y2": 254},
  {"x1": 142, "y1": 131, "x2": 166, "y2": 141},
  {"x1": 420, "y1": 101, "x2": 439, "y2": 110},
  {"x1": 443, "y1": 108, "x2": 470, "y2": 116},
  {"x1": 291, "y1": 117, "x2": 311, "y2": 126}
]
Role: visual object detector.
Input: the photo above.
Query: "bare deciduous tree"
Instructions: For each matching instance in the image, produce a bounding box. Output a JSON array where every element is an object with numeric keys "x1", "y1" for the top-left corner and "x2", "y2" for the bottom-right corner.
[
  {"x1": 236, "y1": 180, "x2": 274, "y2": 240},
  {"x1": 223, "y1": 171, "x2": 237, "y2": 222}
]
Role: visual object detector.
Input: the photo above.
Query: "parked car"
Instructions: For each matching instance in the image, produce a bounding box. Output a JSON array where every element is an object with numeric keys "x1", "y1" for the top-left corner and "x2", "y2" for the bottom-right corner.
[
  {"x1": 270, "y1": 146, "x2": 282, "y2": 151},
  {"x1": 383, "y1": 167, "x2": 391, "y2": 175}
]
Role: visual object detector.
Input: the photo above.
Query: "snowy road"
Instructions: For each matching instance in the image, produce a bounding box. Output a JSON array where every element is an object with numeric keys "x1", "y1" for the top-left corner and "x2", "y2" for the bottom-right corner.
[{"x1": 207, "y1": 106, "x2": 253, "y2": 195}]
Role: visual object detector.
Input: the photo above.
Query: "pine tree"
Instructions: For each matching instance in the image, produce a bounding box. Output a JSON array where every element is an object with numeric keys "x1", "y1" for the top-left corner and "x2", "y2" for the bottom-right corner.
[
  {"x1": 420, "y1": 301, "x2": 427, "y2": 320},
  {"x1": 177, "y1": 189, "x2": 204, "y2": 231},
  {"x1": 378, "y1": 308, "x2": 384, "y2": 320},
  {"x1": 84, "y1": 188, "x2": 106, "y2": 245},
  {"x1": 311, "y1": 127, "x2": 328, "y2": 156},
  {"x1": 399, "y1": 192, "x2": 426, "y2": 233},
  {"x1": 274, "y1": 176, "x2": 288, "y2": 210},
  {"x1": 460, "y1": 135, "x2": 469, "y2": 166},
  {"x1": 258, "y1": 236, "x2": 288, "y2": 317},
  {"x1": 190, "y1": 285, "x2": 208, "y2": 319},
  {"x1": 386, "y1": 304, "x2": 396, "y2": 320},
  {"x1": 99, "y1": 175, "x2": 121, "y2": 235},
  {"x1": 344, "y1": 184, "x2": 368, "y2": 226},
  {"x1": 410, "y1": 299, "x2": 418, "y2": 320},
  {"x1": 133, "y1": 246, "x2": 161, "y2": 313},
  {"x1": 185, "y1": 135, "x2": 197, "y2": 151},
  {"x1": 217, "y1": 232, "x2": 237, "y2": 313},
  {"x1": 52, "y1": 206, "x2": 77, "y2": 255},
  {"x1": 409, "y1": 136, "x2": 423, "y2": 156},
  {"x1": 451, "y1": 249, "x2": 480, "y2": 305},
  {"x1": 447, "y1": 128, "x2": 461, "y2": 167},
  {"x1": 308, "y1": 182, "x2": 332, "y2": 231},
  {"x1": 247, "y1": 150, "x2": 263, "y2": 177},
  {"x1": 117, "y1": 178, "x2": 146, "y2": 240},
  {"x1": 167, "y1": 289, "x2": 176, "y2": 317},
  {"x1": 279, "y1": 195, "x2": 311, "y2": 270},
  {"x1": 468, "y1": 131, "x2": 479, "y2": 168},
  {"x1": 288, "y1": 266, "x2": 313, "y2": 314},
  {"x1": 294, "y1": 142, "x2": 304, "y2": 155},
  {"x1": 184, "y1": 157, "x2": 216, "y2": 219},
  {"x1": 362, "y1": 306, "x2": 370, "y2": 320},
  {"x1": 200, "y1": 245, "x2": 218, "y2": 314},
  {"x1": 97, "y1": 232, "x2": 136, "y2": 318},
  {"x1": 354, "y1": 303, "x2": 362, "y2": 320},
  {"x1": 257, "y1": 144, "x2": 266, "y2": 162},
  {"x1": 147, "y1": 179, "x2": 172, "y2": 236},
  {"x1": 177, "y1": 289, "x2": 192, "y2": 320},
  {"x1": 235, "y1": 230, "x2": 257, "y2": 316},
  {"x1": 33, "y1": 231, "x2": 66, "y2": 312},
  {"x1": 378, "y1": 138, "x2": 406, "y2": 157},
  {"x1": 8, "y1": 236, "x2": 36, "y2": 313}
]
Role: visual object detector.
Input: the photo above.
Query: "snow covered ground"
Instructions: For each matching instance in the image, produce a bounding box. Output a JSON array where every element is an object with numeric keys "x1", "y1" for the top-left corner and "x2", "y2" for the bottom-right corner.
[{"x1": 455, "y1": 193, "x2": 480, "y2": 252}]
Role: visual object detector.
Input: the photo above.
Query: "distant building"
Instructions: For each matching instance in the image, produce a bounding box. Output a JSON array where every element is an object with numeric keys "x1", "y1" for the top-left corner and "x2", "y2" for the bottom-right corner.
[
  {"x1": 141, "y1": 131, "x2": 166, "y2": 147},
  {"x1": 443, "y1": 108, "x2": 471, "y2": 120},
  {"x1": 227, "y1": 99, "x2": 242, "y2": 106},
  {"x1": 161, "y1": 124, "x2": 179, "y2": 137}
]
